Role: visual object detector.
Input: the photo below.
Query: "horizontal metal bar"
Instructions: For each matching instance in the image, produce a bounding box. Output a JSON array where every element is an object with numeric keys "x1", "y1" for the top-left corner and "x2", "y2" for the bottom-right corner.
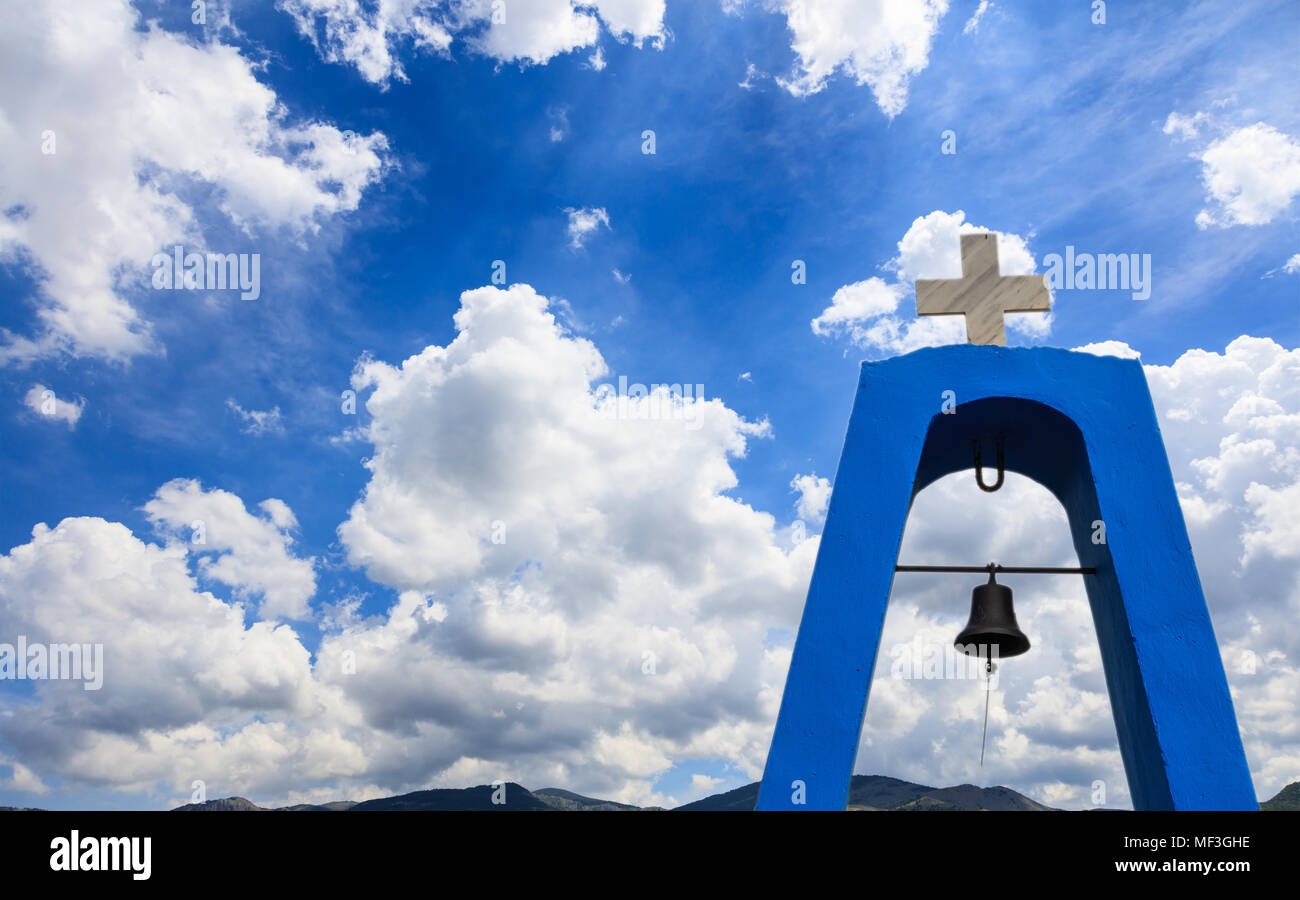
[{"x1": 895, "y1": 564, "x2": 1097, "y2": 575}]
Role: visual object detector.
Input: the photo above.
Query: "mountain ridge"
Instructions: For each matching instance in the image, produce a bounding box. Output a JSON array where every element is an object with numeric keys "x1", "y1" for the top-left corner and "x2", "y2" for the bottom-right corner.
[
  {"x1": 1260, "y1": 781, "x2": 1300, "y2": 810},
  {"x1": 14, "y1": 779, "x2": 1296, "y2": 811},
  {"x1": 676, "y1": 775, "x2": 1056, "y2": 811},
  {"x1": 167, "y1": 774, "x2": 1065, "y2": 812}
]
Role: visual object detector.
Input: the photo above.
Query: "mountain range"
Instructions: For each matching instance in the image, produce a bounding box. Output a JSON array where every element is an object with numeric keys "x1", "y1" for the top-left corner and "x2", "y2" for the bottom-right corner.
[
  {"x1": 168, "y1": 775, "x2": 1060, "y2": 811},
  {"x1": 9, "y1": 776, "x2": 1288, "y2": 812}
]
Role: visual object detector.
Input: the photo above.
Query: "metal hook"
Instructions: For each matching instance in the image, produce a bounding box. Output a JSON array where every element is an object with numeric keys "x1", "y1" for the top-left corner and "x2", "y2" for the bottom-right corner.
[{"x1": 973, "y1": 437, "x2": 1004, "y2": 492}]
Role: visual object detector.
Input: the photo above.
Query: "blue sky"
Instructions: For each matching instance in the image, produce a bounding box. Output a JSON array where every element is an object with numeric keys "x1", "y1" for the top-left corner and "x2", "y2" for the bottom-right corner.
[{"x1": 1, "y1": 0, "x2": 1297, "y2": 810}]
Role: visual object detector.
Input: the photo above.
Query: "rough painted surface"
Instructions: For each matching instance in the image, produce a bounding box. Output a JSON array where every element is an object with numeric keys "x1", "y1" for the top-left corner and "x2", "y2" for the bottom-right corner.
[{"x1": 756, "y1": 345, "x2": 1256, "y2": 811}]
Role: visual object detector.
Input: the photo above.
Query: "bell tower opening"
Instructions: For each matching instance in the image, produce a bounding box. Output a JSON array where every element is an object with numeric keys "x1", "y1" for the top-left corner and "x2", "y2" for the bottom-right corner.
[{"x1": 852, "y1": 464, "x2": 1126, "y2": 810}]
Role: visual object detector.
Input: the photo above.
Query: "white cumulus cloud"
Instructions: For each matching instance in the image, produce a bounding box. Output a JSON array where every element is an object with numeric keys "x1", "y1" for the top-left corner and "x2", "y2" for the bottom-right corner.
[
  {"x1": 0, "y1": 514, "x2": 325, "y2": 797},
  {"x1": 226, "y1": 400, "x2": 285, "y2": 436},
  {"x1": 144, "y1": 479, "x2": 317, "y2": 621},
  {"x1": 279, "y1": 0, "x2": 666, "y2": 85},
  {"x1": 790, "y1": 472, "x2": 831, "y2": 523},
  {"x1": 1186, "y1": 122, "x2": 1300, "y2": 228},
  {"x1": 0, "y1": 0, "x2": 388, "y2": 363},
  {"x1": 1072, "y1": 340, "x2": 1141, "y2": 360},
  {"x1": 736, "y1": 0, "x2": 950, "y2": 117},
  {"x1": 811, "y1": 278, "x2": 903, "y2": 336},
  {"x1": 565, "y1": 206, "x2": 611, "y2": 248},
  {"x1": 23, "y1": 384, "x2": 84, "y2": 427},
  {"x1": 1163, "y1": 110, "x2": 1209, "y2": 141}
]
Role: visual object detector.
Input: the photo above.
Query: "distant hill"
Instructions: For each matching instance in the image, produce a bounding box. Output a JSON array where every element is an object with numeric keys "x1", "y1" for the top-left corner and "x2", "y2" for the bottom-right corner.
[
  {"x1": 676, "y1": 775, "x2": 1056, "y2": 811},
  {"x1": 894, "y1": 784, "x2": 1054, "y2": 811},
  {"x1": 846, "y1": 775, "x2": 938, "y2": 810},
  {"x1": 1261, "y1": 781, "x2": 1300, "y2": 810},
  {"x1": 173, "y1": 796, "x2": 265, "y2": 811},
  {"x1": 674, "y1": 782, "x2": 760, "y2": 811},
  {"x1": 349, "y1": 783, "x2": 551, "y2": 811},
  {"x1": 532, "y1": 788, "x2": 642, "y2": 811},
  {"x1": 170, "y1": 784, "x2": 587, "y2": 812}
]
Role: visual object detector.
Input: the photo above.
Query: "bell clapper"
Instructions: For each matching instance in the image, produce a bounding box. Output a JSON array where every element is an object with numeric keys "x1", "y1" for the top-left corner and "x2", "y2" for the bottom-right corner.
[{"x1": 980, "y1": 656, "x2": 992, "y2": 767}]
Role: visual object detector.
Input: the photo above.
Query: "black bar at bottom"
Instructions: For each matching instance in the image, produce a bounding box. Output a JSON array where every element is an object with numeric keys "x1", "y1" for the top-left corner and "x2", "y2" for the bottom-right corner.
[{"x1": 0, "y1": 808, "x2": 1279, "y2": 886}]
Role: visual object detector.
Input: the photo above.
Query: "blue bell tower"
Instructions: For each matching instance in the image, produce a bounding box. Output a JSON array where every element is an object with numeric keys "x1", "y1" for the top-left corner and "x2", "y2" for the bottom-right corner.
[{"x1": 757, "y1": 344, "x2": 1256, "y2": 810}]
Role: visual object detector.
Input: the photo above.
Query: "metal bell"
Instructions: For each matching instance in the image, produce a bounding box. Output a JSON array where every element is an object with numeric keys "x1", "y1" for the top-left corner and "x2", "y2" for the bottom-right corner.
[{"x1": 955, "y1": 571, "x2": 1030, "y2": 659}]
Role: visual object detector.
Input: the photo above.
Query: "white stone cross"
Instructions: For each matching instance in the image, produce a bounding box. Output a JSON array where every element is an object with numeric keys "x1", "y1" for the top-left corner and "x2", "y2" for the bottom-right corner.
[{"x1": 915, "y1": 232, "x2": 1051, "y2": 346}]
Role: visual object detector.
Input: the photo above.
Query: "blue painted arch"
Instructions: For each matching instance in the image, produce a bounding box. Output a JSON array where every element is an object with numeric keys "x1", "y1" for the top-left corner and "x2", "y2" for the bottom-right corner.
[{"x1": 756, "y1": 345, "x2": 1256, "y2": 811}]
